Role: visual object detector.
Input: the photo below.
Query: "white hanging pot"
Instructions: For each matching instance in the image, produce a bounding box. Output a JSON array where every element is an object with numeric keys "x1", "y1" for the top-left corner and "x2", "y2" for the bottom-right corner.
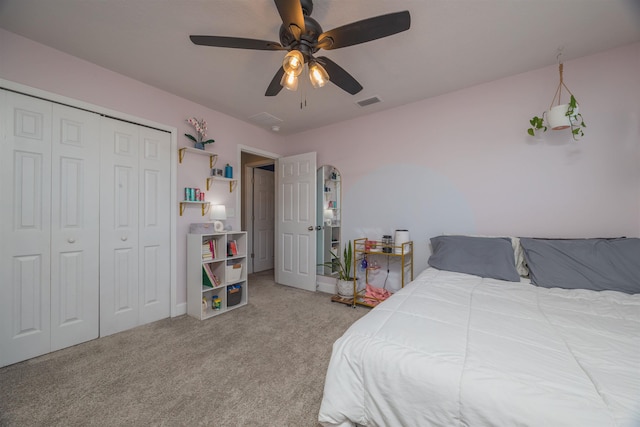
[{"x1": 546, "y1": 103, "x2": 579, "y2": 130}]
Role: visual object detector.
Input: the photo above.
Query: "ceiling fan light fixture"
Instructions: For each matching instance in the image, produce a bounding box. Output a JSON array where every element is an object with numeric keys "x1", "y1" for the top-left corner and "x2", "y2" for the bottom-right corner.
[
  {"x1": 282, "y1": 50, "x2": 304, "y2": 77},
  {"x1": 309, "y1": 61, "x2": 329, "y2": 88},
  {"x1": 280, "y1": 71, "x2": 299, "y2": 91}
]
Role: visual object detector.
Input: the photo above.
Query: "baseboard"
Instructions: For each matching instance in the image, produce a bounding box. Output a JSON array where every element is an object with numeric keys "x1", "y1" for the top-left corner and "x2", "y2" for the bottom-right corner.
[
  {"x1": 173, "y1": 302, "x2": 187, "y2": 317},
  {"x1": 316, "y1": 275, "x2": 337, "y2": 294}
]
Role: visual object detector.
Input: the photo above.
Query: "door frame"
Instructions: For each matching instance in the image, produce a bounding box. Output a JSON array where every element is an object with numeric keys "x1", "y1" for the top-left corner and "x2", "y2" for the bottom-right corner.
[
  {"x1": 0, "y1": 78, "x2": 180, "y2": 317},
  {"x1": 244, "y1": 162, "x2": 275, "y2": 274},
  {"x1": 237, "y1": 145, "x2": 279, "y2": 274}
]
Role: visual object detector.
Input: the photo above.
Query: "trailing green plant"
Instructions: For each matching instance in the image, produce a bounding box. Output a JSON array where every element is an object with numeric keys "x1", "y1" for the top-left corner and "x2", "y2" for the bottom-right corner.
[
  {"x1": 566, "y1": 94, "x2": 586, "y2": 141},
  {"x1": 526, "y1": 95, "x2": 586, "y2": 141},
  {"x1": 318, "y1": 240, "x2": 354, "y2": 281},
  {"x1": 527, "y1": 114, "x2": 547, "y2": 137}
]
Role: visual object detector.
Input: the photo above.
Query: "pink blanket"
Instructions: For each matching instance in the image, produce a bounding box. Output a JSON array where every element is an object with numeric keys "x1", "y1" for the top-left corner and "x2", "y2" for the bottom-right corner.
[{"x1": 362, "y1": 284, "x2": 391, "y2": 306}]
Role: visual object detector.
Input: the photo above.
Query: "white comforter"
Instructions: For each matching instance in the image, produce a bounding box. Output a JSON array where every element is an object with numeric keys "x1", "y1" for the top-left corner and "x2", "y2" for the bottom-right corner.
[{"x1": 319, "y1": 268, "x2": 640, "y2": 427}]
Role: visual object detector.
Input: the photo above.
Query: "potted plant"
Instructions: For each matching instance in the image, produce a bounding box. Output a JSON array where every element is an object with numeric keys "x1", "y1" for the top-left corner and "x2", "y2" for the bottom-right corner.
[
  {"x1": 185, "y1": 117, "x2": 215, "y2": 149},
  {"x1": 319, "y1": 241, "x2": 354, "y2": 297},
  {"x1": 526, "y1": 64, "x2": 586, "y2": 141}
]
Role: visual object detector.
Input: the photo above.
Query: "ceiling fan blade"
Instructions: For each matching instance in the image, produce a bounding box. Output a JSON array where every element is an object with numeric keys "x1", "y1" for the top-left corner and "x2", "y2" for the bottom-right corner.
[
  {"x1": 265, "y1": 67, "x2": 285, "y2": 96},
  {"x1": 190, "y1": 35, "x2": 285, "y2": 51},
  {"x1": 316, "y1": 56, "x2": 363, "y2": 95},
  {"x1": 274, "y1": 0, "x2": 305, "y2": 40},
  {"x1": 318, "y1": 11, "x2": 410, "y2": 50}
]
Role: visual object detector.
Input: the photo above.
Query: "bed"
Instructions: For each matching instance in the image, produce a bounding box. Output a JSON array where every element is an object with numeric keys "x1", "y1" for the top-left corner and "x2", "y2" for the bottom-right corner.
[{"x1": 318, "y1": 236, "x2": 640, "y2": 427}]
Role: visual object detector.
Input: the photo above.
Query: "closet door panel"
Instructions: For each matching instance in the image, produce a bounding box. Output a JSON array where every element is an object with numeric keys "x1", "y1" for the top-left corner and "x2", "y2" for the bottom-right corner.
[
  {"x1": 0, "y1": 91, "x2": 52, "y2": 367},
  {"x1": 138, "y1": 128, "x2": 171, "y2": 324},
  {"x1": 50, "y1": 104, "x2": 100, "y2": 351},
  {"x1": 100, "y1": 118, "x2": 140, "y2": 337}
]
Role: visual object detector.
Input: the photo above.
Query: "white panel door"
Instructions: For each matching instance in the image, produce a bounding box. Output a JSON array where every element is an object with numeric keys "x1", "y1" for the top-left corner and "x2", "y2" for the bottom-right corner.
[
  {"x1": 0, "y1": 91, "x2": 53, "y2": 366},
  {"x1": 253, "y1": 167, "x2": 275, "y2": 272},
  {"x1": 138, "y1": 126, "x2": 171, "y2": 325},
  {"x1": 50, "y1": 104, "x2": 100, "y2": 351},
  {"x1": 275, "y1": 152, "x2": 316, "y2": 291},
  {"x1": 100, "y1": 118, "x2": 140, "y2": 336}
]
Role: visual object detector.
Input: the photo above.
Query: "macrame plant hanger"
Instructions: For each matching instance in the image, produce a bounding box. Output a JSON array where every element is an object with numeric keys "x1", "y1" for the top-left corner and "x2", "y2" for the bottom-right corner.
[{"x1": 549, "y1": 62, "x2": 575, "y2": 110}]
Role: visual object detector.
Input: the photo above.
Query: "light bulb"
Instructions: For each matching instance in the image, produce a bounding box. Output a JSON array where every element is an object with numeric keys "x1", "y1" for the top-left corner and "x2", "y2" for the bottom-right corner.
[
  {"x1": 282, "y1": 50, "x2": 304, "y2": 77},
  {"x1": 309, "y1": 61, "x2": 329, "y2": 88},
  {"x1": 280, "y1": 71, "x2": 299, "y2": 91}
]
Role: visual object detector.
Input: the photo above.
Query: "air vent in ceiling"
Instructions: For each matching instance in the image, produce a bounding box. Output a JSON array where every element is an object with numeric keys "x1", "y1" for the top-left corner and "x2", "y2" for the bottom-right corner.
[
  {"x1": 248, "y1": 112, "x2": 283, "y2": 127},
  {"x1": 356, "y1": 96, "x2": 382, "y2": 107}
]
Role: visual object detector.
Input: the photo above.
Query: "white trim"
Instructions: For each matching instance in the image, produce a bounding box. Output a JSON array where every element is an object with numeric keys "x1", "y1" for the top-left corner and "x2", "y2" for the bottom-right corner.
[
  {"x1": 244, "y1": 165, "x2": 255, "y2": 274},
  {"x1": 236, "y1": 144, "x2": 280, "y2": 227},
  {"x1": 237, "y1": 144, "x2": 280, "y2": 274},
  {"x1": 0, "y1": 78, "x2": 180, "y2": 318},
  {"x1": 316, "y1": 275, "x2": 338, "y2": 294}
]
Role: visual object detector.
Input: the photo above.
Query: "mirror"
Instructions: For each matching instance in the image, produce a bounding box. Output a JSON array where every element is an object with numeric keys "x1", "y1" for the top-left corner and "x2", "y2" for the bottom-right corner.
[{"x1": 317, "y1": 166, "x2": 341, "y2": 276}]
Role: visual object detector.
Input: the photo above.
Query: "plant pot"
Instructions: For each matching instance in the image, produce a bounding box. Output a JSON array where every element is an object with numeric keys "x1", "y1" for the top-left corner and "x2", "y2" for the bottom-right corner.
[
  {"x1": 194, "y1": 142, "x2": 205, "y2": 150},
  {"x1": 546, "y1": 103, "x2": 579, "y2": 130},
  {"x1": 336, "y1": 279, "x2": 354, "y2": 297}
]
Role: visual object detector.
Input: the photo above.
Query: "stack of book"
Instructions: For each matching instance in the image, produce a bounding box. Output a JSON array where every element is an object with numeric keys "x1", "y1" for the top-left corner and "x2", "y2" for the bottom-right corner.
[{"x1": 202, "y1": 239, "x2": 216, "y2": 261}]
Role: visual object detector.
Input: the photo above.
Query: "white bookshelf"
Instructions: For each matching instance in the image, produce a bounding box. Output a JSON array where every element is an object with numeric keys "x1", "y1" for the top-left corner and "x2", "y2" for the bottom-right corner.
[{"x1": 187, "y1": 231, "x2": 248, "y2": 320}]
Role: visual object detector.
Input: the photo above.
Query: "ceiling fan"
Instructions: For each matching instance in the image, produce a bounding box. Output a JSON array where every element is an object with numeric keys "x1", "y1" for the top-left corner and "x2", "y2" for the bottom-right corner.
[{"x1": 189, "y1": 0, "x2": 411, "y2": 96}]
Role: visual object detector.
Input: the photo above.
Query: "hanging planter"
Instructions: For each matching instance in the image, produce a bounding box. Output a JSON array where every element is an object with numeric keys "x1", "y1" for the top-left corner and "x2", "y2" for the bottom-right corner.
[{"x1": 527, "y1": 63, "x2": 586, "y2": 140}]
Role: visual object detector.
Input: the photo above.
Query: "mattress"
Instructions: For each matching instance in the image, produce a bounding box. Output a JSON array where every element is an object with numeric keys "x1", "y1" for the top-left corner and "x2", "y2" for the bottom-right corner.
[{"x1": 318, "y1": 268, "x2": 640, "y2": 427}]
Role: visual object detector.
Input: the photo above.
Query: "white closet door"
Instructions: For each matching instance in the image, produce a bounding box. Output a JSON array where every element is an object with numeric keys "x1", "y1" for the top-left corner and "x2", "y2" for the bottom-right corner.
[
  {"x1": 50, "y1": 104, "x2": 100, "y2": 351},
  {"x1": 0, "y1": 91, "x2": 53, "y2": 366},
  {"x1": 100, "y1": 118, "x2": 140, "y2": 336},
  {"x1": 138, "y1": 126, "x2": 170, "y2": 324}
]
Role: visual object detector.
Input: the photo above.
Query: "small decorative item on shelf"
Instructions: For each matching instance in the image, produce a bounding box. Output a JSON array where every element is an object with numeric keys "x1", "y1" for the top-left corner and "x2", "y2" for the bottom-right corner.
[
  {"x1": 224, "y1": 163, "x2": 233, "y2": 178},
  {"x1": 212, "y1": 295, "x2": 221, "y2": 310},
  {"x1": 381, "y1": 235, "x2": 393, "y2": 253},
  {"x1": 185, "y1": 117, "x2": 215, "y2": 149}
]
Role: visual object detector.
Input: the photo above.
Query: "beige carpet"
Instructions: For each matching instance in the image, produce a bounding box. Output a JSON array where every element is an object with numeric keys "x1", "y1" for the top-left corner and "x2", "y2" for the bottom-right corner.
[{"x1": 0, "y1": 271, "x2": 367, "y2": 426}]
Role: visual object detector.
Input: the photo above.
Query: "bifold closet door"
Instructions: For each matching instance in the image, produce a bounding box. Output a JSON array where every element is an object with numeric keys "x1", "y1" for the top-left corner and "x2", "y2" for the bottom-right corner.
[
  {"x1": 100, "y1": 118, "x2": 170, "y2": 337},
  {"x1": 0, "y1": 91, "x2": 100, "y2": 367},
  {"x1": 0, "y1": 91, "x2": 53, "y2": 366},
  {"x1": 50, "y1": 103, "x2": 100, "y2": 351}
]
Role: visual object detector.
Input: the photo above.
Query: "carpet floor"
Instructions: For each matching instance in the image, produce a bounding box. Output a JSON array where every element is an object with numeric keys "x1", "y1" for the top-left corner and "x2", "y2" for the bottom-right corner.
[{"x1": 0, "y1": 271, "x2": 367, "y2": 426}]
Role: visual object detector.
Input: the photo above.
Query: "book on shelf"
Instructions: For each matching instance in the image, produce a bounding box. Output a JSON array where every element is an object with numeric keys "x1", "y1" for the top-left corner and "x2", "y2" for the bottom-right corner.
[
  {"x1": 212, "y1": 274, "x2": 221, "y2": 286},
  {"x1": 203, "y1": 263, "x2": 221, "y2": 287},
  {"x1": 228, "y1": 240, "x2": 238, "y2": 256},
  {"x1": 202, "y1": 239, "x2": 216, "y2": 260},
  {"x1": 202, "y1": 265, "x2": 214, "y2": 288}
]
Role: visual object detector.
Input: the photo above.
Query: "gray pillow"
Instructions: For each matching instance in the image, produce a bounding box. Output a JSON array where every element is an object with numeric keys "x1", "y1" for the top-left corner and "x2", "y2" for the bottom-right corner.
[
  {"x1": 428, "y1": 236, "x2": 520, "y2": 282},
  {"x1": 520, "y1": 238, "x2": 640, "y2": 294}
]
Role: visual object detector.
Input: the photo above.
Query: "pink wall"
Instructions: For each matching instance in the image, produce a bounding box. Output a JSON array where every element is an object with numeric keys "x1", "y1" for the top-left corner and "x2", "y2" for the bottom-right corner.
[
  {"x1": 283, "y1": 43, "x2": 640, "y2": 274},
  {"x1": 2, "y1": 27, "x2": 638, "y2": 294},
  {"x1": 0, "y1": 29, "x2": 284, "y2": 308}
]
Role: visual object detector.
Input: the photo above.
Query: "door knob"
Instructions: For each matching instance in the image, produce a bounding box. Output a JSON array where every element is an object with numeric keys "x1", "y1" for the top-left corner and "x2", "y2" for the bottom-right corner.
[
  {"x1": 121, "y1": 236, "x2": 128, "y2": 241},
  {"x1": 67, "y1": 238, "x2": 75, "y2": 243},
  {"x1": 316, "y1": 226, "x2": 322, "y2": 230},
  {"x1": 307, "y1": 226, "x2": 314, "y2": 231}
]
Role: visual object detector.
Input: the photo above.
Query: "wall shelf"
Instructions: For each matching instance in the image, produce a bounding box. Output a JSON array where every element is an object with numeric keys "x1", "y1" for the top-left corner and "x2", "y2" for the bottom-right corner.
[
  {"x1": 207, "y1": 176, "x2": 238, "y2": 192},
  {"x1": 178, "y1": 147, "x2": 218, "y2": 168},
  {"x1": 179, "y1": 201, "x2": 210, "y2": 216}
]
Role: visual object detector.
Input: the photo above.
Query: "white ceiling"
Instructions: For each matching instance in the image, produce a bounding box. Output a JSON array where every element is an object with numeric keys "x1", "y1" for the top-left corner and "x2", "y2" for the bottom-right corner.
[{"x1": 1, "y1": 0, "x2": 639, "y2": 135}]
